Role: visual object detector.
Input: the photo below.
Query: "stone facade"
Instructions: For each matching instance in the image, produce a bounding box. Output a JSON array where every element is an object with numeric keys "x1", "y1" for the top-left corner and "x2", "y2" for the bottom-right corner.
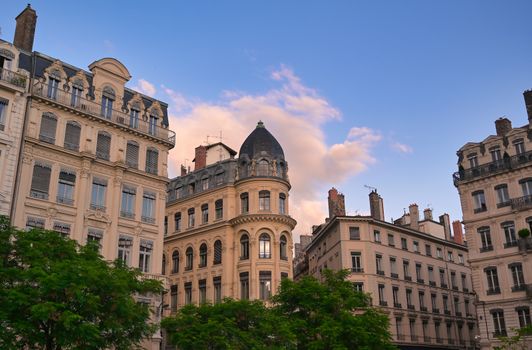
[
  {"x1": 164, "y1": 123, "x2": 295, "y2": 314},
  {"x1": 302, "y1": 190, "x2": 478, "y2": 350},
  {"x1": 454, "y1": 107, "x2": 532, "y2": 349},
  {"x1": 0, "y1": 40, "x2": 28, "y2": 217}
]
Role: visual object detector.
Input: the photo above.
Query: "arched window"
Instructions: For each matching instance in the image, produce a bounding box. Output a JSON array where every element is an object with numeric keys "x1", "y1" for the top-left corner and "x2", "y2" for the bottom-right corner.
[
  {"x1": 146, "y1": 148, "x2": 159, "y2": 175},
  {"x1": 259, "y1": 190, "x2": 270, "y2": 211},
  {"x1": 213, "y1": 240, "x2": 222, "y2": 264},
  {"x1": 101, "y1": 86, "x2": 115, "y2": 119},
  {"x1": 240, "y1": 234, "x2": 249, "y2": 260},
  {"x1": 185, "y1": 247, "x2": 193, "y2": 270},
  {"x1": 280, "y1": 235, "x2": 288, "y2": 260},
  {"x1": 96, "y1": 131, "x2": 111, "y2": 161},
  {"x1": 126, "y1": 141, "x2": 139, "y2": 168},
  {"x1": 64, "y1": 121, "x2": 81, "y2": 151},
  {"x1": 257, "y1": 159, "x2": 269, "y2": 176},
  {"x1": 279, "y1": 193, "x2": 286, "y2": 214},
  {"x1": 39, "y1": 112, "x2": 57, "y2": 144},
  {"x1": 172, "y1": 251, "x2": 179, "y2": 274},
  {"x1": 199, "y1": 243, "x2": 207, "y2": 268},
  {"x1": 259, "y1": 233, "x2": 271, "y2": 259},
  {"x1": 162, "y1": 254, "x2": 166, "y2": 275}
]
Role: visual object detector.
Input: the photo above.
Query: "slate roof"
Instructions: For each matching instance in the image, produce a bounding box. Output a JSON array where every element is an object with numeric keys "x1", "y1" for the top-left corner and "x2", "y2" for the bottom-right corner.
[{"x1": 238, "y1": 121, "x2": 285, "y2": 160}]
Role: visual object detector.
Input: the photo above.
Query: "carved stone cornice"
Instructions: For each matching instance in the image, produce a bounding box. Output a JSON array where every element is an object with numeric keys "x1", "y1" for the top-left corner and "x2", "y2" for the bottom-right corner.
[{"x1": 229, "y1": 213, "x2": 297, "y2": 229}]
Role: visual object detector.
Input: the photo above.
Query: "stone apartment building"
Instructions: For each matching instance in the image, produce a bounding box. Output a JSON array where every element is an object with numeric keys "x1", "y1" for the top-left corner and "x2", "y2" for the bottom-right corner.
[
  {"x1": 0, "y1": 5, "x2": 32, "y2": 216},
  {"x1": 453, "y1": 96, "x2": 532, "y2": 349},
  {"x1": 2, "y1": 6, "x2": 175, "y2": 349},
  {"x1": 303, "y1": 188, "x2": 478, "y2": 350},
  {"x1": 164, "y1": 122, "x2": 295, "y2": 312}
]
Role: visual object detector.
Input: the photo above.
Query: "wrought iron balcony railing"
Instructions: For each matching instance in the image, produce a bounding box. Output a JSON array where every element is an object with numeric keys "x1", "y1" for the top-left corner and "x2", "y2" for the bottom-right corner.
[
  {"x1": 0, "y1": 67, "x2": 27, "y2": 89},
  {"x1": 32, "y1": 81, "x2": 175, "y2": 146},
  {"x1": 511, "y1": 195, "x2": 532, "y2": 211},
  {"x1": 453, "y1": 150, "x2": 532, "y2": 185}
]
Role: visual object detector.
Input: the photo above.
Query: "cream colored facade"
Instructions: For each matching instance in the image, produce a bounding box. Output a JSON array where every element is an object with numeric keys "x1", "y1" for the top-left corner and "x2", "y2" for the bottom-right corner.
[
  {"x1": 304, "y1": 192, "x2": 478, "y2": 350},
  {"x1": 9, "y1": 52, "x2": 174, "y2": 349},
  {"x1": 454, "y1": 115, "x2": 532, "y2": 350},
  {"x1": 0, "y1": 40, "x2": 28, "y2": 216},
  {"x1": 164, "y1": 123, "x2": 295, "y2": 314}
]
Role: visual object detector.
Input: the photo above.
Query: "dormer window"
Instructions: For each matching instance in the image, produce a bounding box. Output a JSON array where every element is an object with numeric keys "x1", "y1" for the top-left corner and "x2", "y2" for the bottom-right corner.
[
  {"x1": 101, "y1": 87, "x2": 115, "y2": 119},
  {"x1": 467, "y1": 153, "x2": 478, "y2": 168},
  {"x1": 47, "y1": 73, "x2": 60, "y2": 100},
  {"x1": 514, "y1": 139, "x2": 525, "y2": 155},
  {"x1": 130, "y1": 107, "x2": 140, "y2": 128},
  {"x1": 70, "y1": 80, "x2": 83, "y2": 107},
  {"x1": 490, "y1": 147, "x2": 501, "y2": 162},
  {"x1": 149, "y1": 112, "x2": 158, "y2": 136}
]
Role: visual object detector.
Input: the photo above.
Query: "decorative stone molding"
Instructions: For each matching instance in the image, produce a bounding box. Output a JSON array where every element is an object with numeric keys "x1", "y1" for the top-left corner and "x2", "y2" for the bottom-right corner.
[
  {"x1": 85, "y1": 209, "x2": 111, "y2": 225},
  {"x1": 229, "y1": 213, "x2": 297, "y2": 229}
]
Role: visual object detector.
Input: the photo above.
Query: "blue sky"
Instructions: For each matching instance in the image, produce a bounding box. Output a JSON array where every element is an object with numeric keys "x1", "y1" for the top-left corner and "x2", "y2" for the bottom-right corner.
[{"x1": 2, "y1": 1, "x2": 532, "y2": 235}]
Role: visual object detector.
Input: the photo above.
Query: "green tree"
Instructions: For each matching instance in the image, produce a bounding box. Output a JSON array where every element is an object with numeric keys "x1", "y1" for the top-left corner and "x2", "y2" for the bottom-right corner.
[
  {"x1": 495, "y1": 324, "x2": 532, "y2": 350},
  {"x1": 163, "y1": 269, "x2": 396, "y2": 350},
  {"x1": 162, "y1": 298, "x2": 295, "y2": 349},
  {"x1": 0, "y1": 216, "x2": 163, "y2": 350},
  {"x1": 272, "y1": 269, "x2": 396, "y2": 350}
]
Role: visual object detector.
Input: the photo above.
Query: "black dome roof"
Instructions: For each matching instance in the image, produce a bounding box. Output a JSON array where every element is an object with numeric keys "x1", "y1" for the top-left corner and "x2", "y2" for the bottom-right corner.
[{"x1": 239, "y1": 121, "x2": 285, "y2": 160}]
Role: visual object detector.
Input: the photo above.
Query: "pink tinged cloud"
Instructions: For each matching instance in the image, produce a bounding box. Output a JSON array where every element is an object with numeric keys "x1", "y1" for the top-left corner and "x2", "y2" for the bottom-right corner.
[
  {"x1": 164, "y1": 66, "x2": 381, "y2": 238},
  {"x1": 134, "y1": 79, "x2": 157, "y2": 97}
]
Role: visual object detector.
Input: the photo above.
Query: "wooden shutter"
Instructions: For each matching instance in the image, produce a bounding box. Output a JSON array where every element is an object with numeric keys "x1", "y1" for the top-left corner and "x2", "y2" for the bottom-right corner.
[
  {"x1": 59, "y1": 169, "x2": 76, "y2": 184},
  {"x1": 64, "y1": 122, "x2": 81, "y2": 151},
  {"x1": 96, "y1": 132, "x2": 111, "y2": 160},
  {"x1": 126, "y1": 141, "x2": 139, "y2": 168},
  {"x1": 214, "y1": 240, "x2": 222, "y2": 264},
  {"x1": 145, "y1": 148, "x2": 158, "y2": 174},
  {"x1": 39, "y1": 113, "x2": 57, "y2": 144},
  {"x1": 31, "y1": 163, "x2": 52, "y2": 198}
]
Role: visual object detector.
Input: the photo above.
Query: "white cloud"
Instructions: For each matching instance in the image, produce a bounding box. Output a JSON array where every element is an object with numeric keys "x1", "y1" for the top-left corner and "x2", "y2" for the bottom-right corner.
[
  {"x1": 164, "y1": 65, "x2": 381, "y2": 239},
  {"x1": 392, "y1": 142, "x2": 413, "y2": 154},
  {"x1": 134, "y1": 79, "x2": 156, "y2": 97}
]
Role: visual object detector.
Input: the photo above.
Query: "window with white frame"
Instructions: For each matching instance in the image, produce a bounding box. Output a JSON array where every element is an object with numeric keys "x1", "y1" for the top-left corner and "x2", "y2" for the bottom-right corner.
[
  {"x1": 259, "y1": 271, "x2": 272, "y2": 300},
  {"x1": 516, "y1": 307, "x2": 531, "y2": 328},
  {"x1": 30, "y1": 162, "x2": 52, "y2": 200},
  {"x1": 121, "y1": 185, "x2": 136, "y2": 218},
  {"x1": 478, "y1": 227, "x2": 493, "y2": 252},
  {"x1": 141, "y1": 191, "x2": 156, "y2": 223},
  {"x1": 90, "y1": 177, "x2": 107, "y2": 210},
  {"x1": 352, "y1": 252, "x2": 362, "y2": 272},
  {"x1": 117, "y1": 235, "x2": 132, "y2": 266},
  {"x1": 509, "y1": 263, "x2": 525, "y2": 291},
  {"x1": 472, "y1": 190, "x2": 487, "y2": 213},
  {"x1": 240, "y1": 192, "x2": 249, "y2": 214},
  {"x1": 485, "y1": 267, "x2": 500, "y2": 294},
  {"x1": 259, "y1": 233, "x2": 271, "y2": 258},
  {"x1": 57, "y1": 169, "x2": 75, "y2": 205},
  {"x1": 491, "y1": 309, "x2": 507, "y2": 336},
  {"x1": 502, "y1": 222, "x2": 517, "y2": 247},
  {"x1": 139, "y1": 240, "x2": 153, "y2": 273},
  {"x1": 513, "y1": 139, "x2": 525, "y2": 155},
  {"x1": 495, "y1": 184, "x2": 510, "y2": 207},
  {"x1": 520, "y1": 178, "x2": 532, "y2": 197},
  {"x1": 148, "y1": 113, "x2": 158, "y2": 135},
  {"x1": 259, "y1": 190, "x2": 270, "y2": 211},
  {"x1": 87, "y1": 228, "x2": 103, "y2": 250}
]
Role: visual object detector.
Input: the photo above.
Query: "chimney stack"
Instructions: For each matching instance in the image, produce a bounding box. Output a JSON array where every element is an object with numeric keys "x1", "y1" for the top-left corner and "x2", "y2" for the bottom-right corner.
[
  {"x1": 439, "y1": 214, "x2": 452, "y2": 241},
  {"x1": 180, "y1": 165, "x2": 187, "y2": 176},
  {"x1": 524, "y1": 90, "x2": 532, "y2": 122},
  {"x1": 494, "y1": 117, "x2": 512, "y2": 137},
  {"x1": 193, "y1": 145, "x2": 207, "y2": 171},
  {"x1": 14, "y1": 4, "x2": 37, "y2": 52},
  {"x1": 423, "y1": 208, "x2": 433, "y2": 221},
  {"x1": 409, "y1": 204, "x2": 419, "y2": 230},
  {"x1": 452, "y1": 220, "x2": 464, "y2": 245},
  {"x1": 328, "y1": 188, "x2": 346, "y2": 218},
  {"x1": 369, "y1": 190, "x2": 384, "y2": 221}
]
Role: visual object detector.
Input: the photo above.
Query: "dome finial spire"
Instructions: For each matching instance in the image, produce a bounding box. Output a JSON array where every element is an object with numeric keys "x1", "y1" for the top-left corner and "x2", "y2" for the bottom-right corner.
[{"x1": 257, "y1": 120, "x2": 264, "y2": 128}]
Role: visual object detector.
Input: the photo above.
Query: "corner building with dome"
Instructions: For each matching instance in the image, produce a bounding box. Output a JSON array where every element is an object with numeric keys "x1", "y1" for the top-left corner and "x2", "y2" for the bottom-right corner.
[{"x1": 163, "y1": 121, "x2": 296, "y2": 311}]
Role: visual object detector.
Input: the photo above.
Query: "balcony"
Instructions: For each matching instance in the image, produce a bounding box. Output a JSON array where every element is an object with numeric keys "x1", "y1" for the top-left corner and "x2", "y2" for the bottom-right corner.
[
  {"x1": 379, "y1": 301, "x2": 388, "y2": 307},
  {"x1": 512, "y1": 284, "x2": 526, "y2": 292},
  {"x1": 429, "y1": 281, "x2": 436, "y2": 287},
  {"x1": 518, "y1": 238, "x2": 532, "y2": 252},
  {"x1": 405, "y1": 276, "x2": 412, "y2": 281},
  {"x1": 394, "y1": 303, "x2": 402, "y2": 308},
  {"x1": 377, "y1": 270, "x2": 385, "y2": 276},
  {"x1": 351, "y1": 267, "x2": 364, "y2": 273},
  {"x1": 480, "y1": 245, "x2": 494, "y2": 253},
  {"x1": 417, "y1": 278, "x2": 425, "y2": 284},
  {"x1": 433, "y1": 308, "x2": 440, "y2": 314},
  {"x1": 32, "y1": 81, "x2": 176, "y2": 146},
  {"x1": 391, "y1": 273, "x2": 399, "y2": 279},
  {"x1": 407, "y1": 304, "x2": 415, "y2": 311},
  {"x1": 511, "y1": 195, "x2": 532, "y2": 211},
  {"x1": 0, "y1": 67, "x2": 27, "y2": 89},
  {"x1": 504, "y1": 241, "x2": 518, "y2": 249},
  {"x1": 452, "y1": 286, "x2": 459, "y2": 291},
  {"x1": 420, "y1": 306, "x2": 428, "y2": 312},
  {"x1": 453, "y1": 151, "x2": 532, "y2": 185}
]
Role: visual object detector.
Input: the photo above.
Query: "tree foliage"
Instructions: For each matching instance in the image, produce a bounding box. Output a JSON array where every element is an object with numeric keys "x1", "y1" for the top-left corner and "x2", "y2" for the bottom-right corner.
[
  {"x1": 495, "y1": 324, "x2": 532, "y2": 350},
  {"x1": 163, "y1": 269, "x2": 396, "y2": 350},
  {"x1": 0, "y1": 216, "x2": 163, "y2": 350}
]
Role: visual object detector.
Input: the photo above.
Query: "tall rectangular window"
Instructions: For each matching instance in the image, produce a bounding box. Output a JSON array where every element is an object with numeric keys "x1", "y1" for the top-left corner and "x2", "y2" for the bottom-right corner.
[
  {"x1": 170, "y1": 285, "x2": 178, "y2": 312},
  {"x1": 374, "y1": 230, "x2": 381, "y2": 243},
  {"x1": 198, "y1": 279, "x2": 207, "y2": 304},
  {"x1": 213, "y1": 276, "x2": 222, "y2": 304},
  {"x1": 259, "y1": 191, "x2": 270, "y2": 211},
  {"x1": 401, "y1": 237, "x2": 408, "y2": 250},
  {"x1": 71, "y1": 85, "x2": 82, "y2": 107},
  {"x1": 490, "y1": 147, "x2": 502, "y2": 162},
  {"x1": 117, "y1": 235, "x2": 132, "y2": 266},
  {"x1": 279, "y1": 193, "x2": 286, "y2": 214},
  {"x1": 419, "y1": 291, "x2": 426, "y2": 309},
  {"x1": 413, "y1": 241, "x2": 419, "y2": 253},
  {"x1": 141, "y1": 192, "x2": 156, "y2": 223},
  {"x1": 514, "y1": 139, "x2": 525, "y2": 155},
  {"x1": 201, "y1": 204, "x2": 209, "y2": 224},
  {"x1": 522, "y1": 178, "x2": 532, "y2": 196},
  {"x1": 149, "y1": 114, "x2": 157, "y2": 135},
  {"x1": 425, "y1": 244, "x2": 432, "y2": 256},
  {"x1": 390, "y1": 257, "x2": 397, "y2": 277},
  {"x1": 517, "y1": 307, "x2": 531, "y2": 328},
  {"x1": 406, "y1": 289, "x2": 413, "y2": 308},
  {"x1": 436, "y1": 247, "x2": 442, "y2": 259},
  {"x1": 215, "y1": 199, "x2": 223, "y2": 220},
  {"x1": 392, "y1": 286, "x2": 400, "y2": 307},
  {"x1": 57, "y1": 169, "x2": 75, "y2": 205},
  {"x1": 139, "y1": 240, "x2": 153, "y2": 273},
  {"x1": 145, "y1": 148, "x2": 159, "y2": 175},
  {"x1": 240, "y1": 272, "x2": 249, "y2": 300},
  {"x1": 478, "y1": 227, "x2": 493, "y2": 252},
  {"x1": 502, "y1": 222, "x2": 517, "y2": 247},
  {"x1": 451, "y1": 271, "x2": 457, "y2": 289},
  {"x1": 259, "y1": 271, "x2": 272, "y2": 300},
  {"x1": 240, "y1": 193, "x2": 249, "y2": 214},
  {"x1": 125, "y1": 141, "x2": 139, "y2": 168},
  {"x1": 184, "y1": 282, "x2": 192, "y2": 305},
  {"x1": 439, "y1": 269, "x2": 447, "y2": 288},
  {"x1": 491, "y1": 310, "x2": 507, "y2": 336},
  {"x1": 472, "y1": 190, "x2": 487, "y2": 213},
  {"x1": 485, "y1": 267, "x2": 500, "y2": 294},
  {"x1": 53, "y1": 222, "x2": 71, "y2": 237},
  {"x1": 428, "y1": 266, "x2": 435, "y2": 285},
  {"x1": 0, "y1": 98, "x2": 7, "y2": 130},
  {"x1": 409, "y1": 319, "x2": 416, "y2": 341},
  {"x1": 188, "y1": 208, "x2": 195, "y2": 228},
  {"x1": 47, "y1": 77, "x2": 59, "y2": 100},
  {"x1": 461, "y1": 273, "x2": 468, "y2": 292},
  {"x1": 64, "y1": 121, "x2": 81, "y2": 151},
  {"x1": 510, "y1": 263, "x2": 525, "y2": 291},
  {"x1": 376, "y1": 254, "x2": 383, "y2": 274},
  {"x1": 388, "y1": 234, "x2": 395, "y2": 247},
  {"x1": 431, "y1": 293, "x2": 438, "y2": 312},
  {"x1": 90, "y1": 177, "x2": 107, "y2": 210},
  {"x1": 121, "y1": 185, "x2": 136, "y2": 218},
  {"x1": 351, "y1": 252, "x2": 362, "y2": 272},
  {"x1": 468, "y1": 153, "x2": 478, "y2": 168},
  {"x1": 349, "y1": 227, "x2": 360, "y2": 240},
  {"x1": 129, "y1": 108, "x2": 140, "y2": 128},
  {"x1": 39, "y1": 113, "x2": 57, "y2": 144},
  {"x1": 416, "y1": 263, "x2": 423, "y2": 283},
  {"x1": 403, "y1": 260, "x2": 410, "y2": 280},
  {"x1": 31, "y1": 163, "x2": 52, "y2": 199},
  {"x1": 495, "y1": 184, "x2": 510, "y2": 207},
  {"x1": 174, "y1": 212, "x2": 181, "y2": 232},
  {"x1": 378, "y1": 284, "x2": 386, "y2": 306},
  {"x1": 101, "y1": 95, "x2": 113, "y2": 119}
]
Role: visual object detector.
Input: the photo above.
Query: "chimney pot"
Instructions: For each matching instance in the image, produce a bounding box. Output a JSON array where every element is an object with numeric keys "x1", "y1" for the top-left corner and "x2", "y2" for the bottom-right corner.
[
  {"x1": 194, "y1": 145, "x2": 207, "y2": 171},
  {"x1": 328, "y1": 187, "x2": 346, "y2": 218},
  {"x1": 423, "y1": 208, "x2": 433, "y2": 221},
  {"x1": 369, "y1": 190, "x2": 384, "y2": 221},
  {"x1": 409, "y1": 204, "x2": 419, "y2": 230}
]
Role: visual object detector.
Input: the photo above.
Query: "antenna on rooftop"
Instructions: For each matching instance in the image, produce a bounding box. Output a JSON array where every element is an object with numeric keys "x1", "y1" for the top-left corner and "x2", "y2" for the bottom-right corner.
[
  {"x1": 364, "y1": 184, "x2": 377, "y2": 192},
  {"x1": 205, "y1": 131, "x2": 224, "y2": 162}
]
